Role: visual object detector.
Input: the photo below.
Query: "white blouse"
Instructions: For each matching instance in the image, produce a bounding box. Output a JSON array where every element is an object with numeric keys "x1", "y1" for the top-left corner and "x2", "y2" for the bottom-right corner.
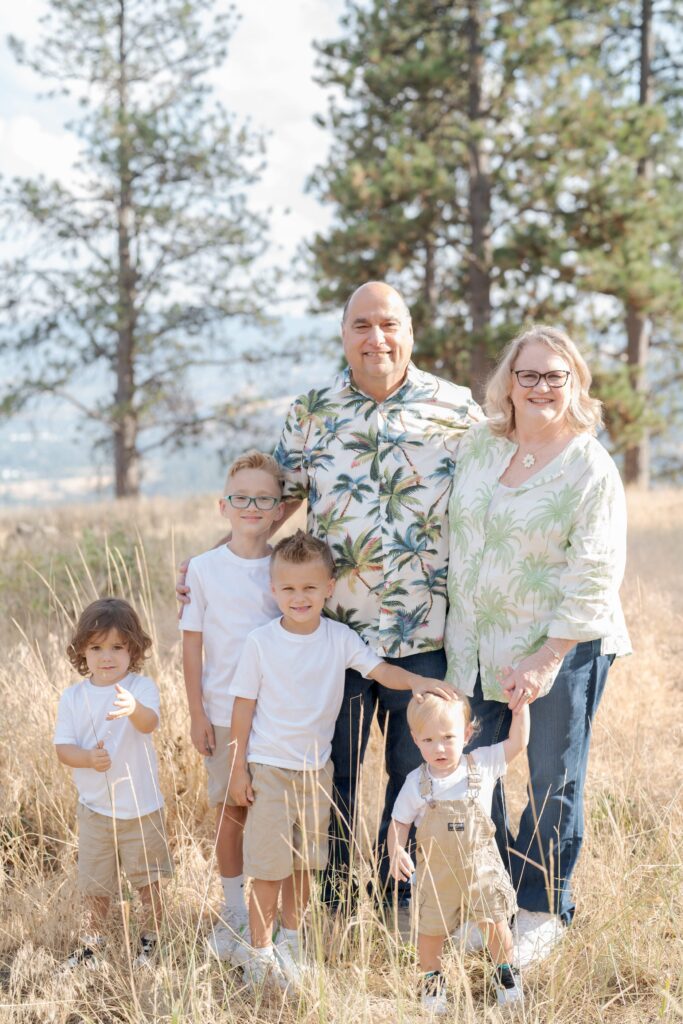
[{"x1": 444, "y1": 422, "x2": 631, "y2": 701}]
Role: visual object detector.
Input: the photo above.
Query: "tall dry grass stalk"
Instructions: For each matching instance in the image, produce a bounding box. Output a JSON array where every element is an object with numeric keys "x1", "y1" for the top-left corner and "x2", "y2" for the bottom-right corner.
[{"x1": 0, "y1": 491, "x2": 681, "y2": 1022}]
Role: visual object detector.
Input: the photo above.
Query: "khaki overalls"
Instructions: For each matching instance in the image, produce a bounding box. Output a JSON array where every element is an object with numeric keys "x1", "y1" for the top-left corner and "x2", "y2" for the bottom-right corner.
[{"x1": 415, "y1": 755, "x2": 517, "y2": 936}]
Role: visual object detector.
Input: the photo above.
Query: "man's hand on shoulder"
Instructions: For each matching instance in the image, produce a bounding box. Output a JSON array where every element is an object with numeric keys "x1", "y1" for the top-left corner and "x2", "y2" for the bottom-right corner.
[{"x1": 176, "y1": 557, "x2": 192, "y2": 616}]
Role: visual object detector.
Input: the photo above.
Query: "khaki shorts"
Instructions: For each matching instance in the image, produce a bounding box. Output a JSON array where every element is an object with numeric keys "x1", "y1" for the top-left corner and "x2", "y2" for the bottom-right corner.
[
  {"x1": 77, "y1": 804, "x2": 173, "y2": 898},
  {"x1": 243, "y1": 761, "x2": 333, "y2": 881},
  {"x1": 205, "y1": 725, "x2": 239, "y2": 808}
]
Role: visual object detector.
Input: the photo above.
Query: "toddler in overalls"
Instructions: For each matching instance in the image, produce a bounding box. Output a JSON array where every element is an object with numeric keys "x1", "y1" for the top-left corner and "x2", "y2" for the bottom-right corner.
[{"x1": 389, "y1": 692, "x2": 530, "y2": 1013}]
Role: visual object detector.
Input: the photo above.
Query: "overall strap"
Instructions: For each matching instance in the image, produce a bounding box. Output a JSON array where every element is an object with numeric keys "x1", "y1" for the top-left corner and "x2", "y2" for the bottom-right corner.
[
  {"x1": 465, "y1": 753, "x2": 482, "y2": 799},
  {"x1": 418, "y1": 763, "x2": 433, "y2": 801}
]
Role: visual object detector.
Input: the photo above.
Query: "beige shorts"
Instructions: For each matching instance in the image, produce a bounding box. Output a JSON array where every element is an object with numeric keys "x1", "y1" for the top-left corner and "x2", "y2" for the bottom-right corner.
[
  {"x1": 204, "y1": 724, "x2": 239, "y2": 808},
  {"x1": 243, "y1": 761, "x2": 333, "y2": 881},
  {"x1": 77, "y1": 804, "x2": 173, "y2": 898}
]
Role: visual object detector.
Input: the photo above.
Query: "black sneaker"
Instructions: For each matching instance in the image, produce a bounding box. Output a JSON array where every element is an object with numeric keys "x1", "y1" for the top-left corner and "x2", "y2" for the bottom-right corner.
[
  {"x1": 420, "y1": 971, "x2": 448, "y2": 1016},
  {"x1": 64, "y1": 938, "x2": 105, "y2": 971},
  {"x1": 492, "y1": 963, "x2": 524, "y2": 1007},
  {"x1": 134, "y1": 934, "x2": 158, "y2": 967}
]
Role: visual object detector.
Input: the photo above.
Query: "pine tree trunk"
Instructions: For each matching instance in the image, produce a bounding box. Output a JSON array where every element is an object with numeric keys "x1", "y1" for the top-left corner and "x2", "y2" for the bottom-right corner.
[
  {"x1": 424, "y1": 237, "x2": 437, "y2": 324},
  {"x1": 624, "y1": 0, "x2": 653, "y2": 488},
  {"x1": 624, "y1": 307, "x2": 650, "y2": 486},
  {"x1": 466, "y1": 0, "x2": 493, "y2": 404},
  {"x1": 113, "y1": 0, "x2": 140, "y2": 498}
]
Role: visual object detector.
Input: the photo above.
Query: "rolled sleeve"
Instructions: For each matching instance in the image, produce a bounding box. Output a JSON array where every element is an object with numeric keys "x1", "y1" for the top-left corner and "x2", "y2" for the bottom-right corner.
[
  {"x1": 273, "y1": 401, "x2": 310, "y2": 503},
  {"x1": 547, "y1": 466, "x2": 627, "y2": 642}
]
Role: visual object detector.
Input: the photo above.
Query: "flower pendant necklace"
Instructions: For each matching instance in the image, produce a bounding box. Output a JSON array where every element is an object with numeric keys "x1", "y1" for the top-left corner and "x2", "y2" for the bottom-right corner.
[{"x1": 517, "y1": 435, "x2": 560, "y2": 469}]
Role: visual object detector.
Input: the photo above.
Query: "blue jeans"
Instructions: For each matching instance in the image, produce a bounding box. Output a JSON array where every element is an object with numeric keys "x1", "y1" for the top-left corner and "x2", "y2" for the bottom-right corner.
[
  {"x1": 324, "y1": 648, "x2": 447, "y2": 907},
  {"x1": 466, "y1": 640, "x2": 614, "y2": 925}
]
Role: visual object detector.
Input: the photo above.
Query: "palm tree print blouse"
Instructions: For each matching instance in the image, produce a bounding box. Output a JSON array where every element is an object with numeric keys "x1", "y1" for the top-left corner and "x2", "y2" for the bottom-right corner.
[
  {"x1": 274, "y1": 364, "x2": 483, "y2": 657},
  {"x1": 444, "y1": 421, "x2": 631, "y2": 701}
]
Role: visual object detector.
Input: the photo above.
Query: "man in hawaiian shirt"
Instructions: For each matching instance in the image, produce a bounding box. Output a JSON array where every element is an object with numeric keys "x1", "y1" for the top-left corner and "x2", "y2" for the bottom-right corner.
[{"x1": 273, "y1": 281, "x2": 482, "y2": 908}]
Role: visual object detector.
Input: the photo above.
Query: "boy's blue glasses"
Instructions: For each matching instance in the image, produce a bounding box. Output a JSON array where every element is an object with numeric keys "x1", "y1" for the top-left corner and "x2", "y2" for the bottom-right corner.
[{"x1": 223, "y1": 494, "x2": 280, "y2": 510}]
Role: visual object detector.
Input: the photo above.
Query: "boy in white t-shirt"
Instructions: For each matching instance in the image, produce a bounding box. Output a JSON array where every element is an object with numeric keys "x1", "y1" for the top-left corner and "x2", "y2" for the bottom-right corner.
[
  {"x1": 228, "y1": 530, "x2": 456, "y2": 996},
  {"x1": 54, "y1": 598, "x2": 172, "y2": 969},
  {"x1": 180, "y1": 451, "x2": 284, "y2": 960},
  {"x1": 388, "y1": 692, "x2": 530, "y2": 1013}
]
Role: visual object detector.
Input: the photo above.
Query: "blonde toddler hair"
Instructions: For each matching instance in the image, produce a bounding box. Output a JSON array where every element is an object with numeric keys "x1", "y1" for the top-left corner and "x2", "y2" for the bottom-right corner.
[{"x1": 407, "y1": 692, "x2": 475, "y2": 736}]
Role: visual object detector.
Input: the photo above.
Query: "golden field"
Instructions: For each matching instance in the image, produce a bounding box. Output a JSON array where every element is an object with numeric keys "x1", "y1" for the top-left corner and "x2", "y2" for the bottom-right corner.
[{"x1": 0, "y1": 490, "x2": 681, "y2": 1023}]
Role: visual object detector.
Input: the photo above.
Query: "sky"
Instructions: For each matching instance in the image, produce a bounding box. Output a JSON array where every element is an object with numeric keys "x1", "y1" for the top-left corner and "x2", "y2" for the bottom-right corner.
[{"x1": 0, "y1": 0, "x2": 347, "y2": 301}]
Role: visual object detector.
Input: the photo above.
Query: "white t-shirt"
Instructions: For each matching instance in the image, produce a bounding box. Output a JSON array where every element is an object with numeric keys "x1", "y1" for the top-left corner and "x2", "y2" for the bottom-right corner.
[
  {"x1": 229, "y1": 616, "x2": 382, "y2": 770},
  {"x1": 179, "y1": 545, "x2": 280, "y2": 726},
  {"x1": 53, "y1": 673, "x2": 163, "y2": 819},
  {"x1": 392, "y1": 744, "x2": 507, "y2": 827}
]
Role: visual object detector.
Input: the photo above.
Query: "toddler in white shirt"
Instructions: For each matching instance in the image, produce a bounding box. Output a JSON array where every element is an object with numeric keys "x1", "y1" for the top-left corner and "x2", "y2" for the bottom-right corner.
[
  {"x1": 54, "y1": 598, "x2": 171, "y2": 969},
  {"x1": 389, "y1": 692, "x2": 529, "y2": 1013}
]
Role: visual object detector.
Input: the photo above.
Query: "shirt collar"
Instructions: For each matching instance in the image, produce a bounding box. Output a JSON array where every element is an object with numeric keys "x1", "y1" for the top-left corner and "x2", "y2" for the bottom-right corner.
[{"x1": 337, "y1": 360, "x2": 424, "y2": 402}]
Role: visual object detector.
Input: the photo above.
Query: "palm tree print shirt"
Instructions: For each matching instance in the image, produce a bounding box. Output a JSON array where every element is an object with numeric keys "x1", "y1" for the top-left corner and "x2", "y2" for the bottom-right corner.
[
  {"x1": 444, "y1": 422, "x2": 631, "y2": 701},
  {"x1": 274, "y1": 364, "x2": 483, "y2": 657}
]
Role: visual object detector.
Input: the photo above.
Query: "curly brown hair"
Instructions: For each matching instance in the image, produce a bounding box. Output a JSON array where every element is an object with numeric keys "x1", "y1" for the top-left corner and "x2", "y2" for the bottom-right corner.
[{"x1": 67, "y1": 598, "x2": 152, "y2": 676}]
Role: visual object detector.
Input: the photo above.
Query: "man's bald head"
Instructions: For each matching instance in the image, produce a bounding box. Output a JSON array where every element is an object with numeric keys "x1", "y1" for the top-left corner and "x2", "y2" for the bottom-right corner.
[
  {"x1": 341, "y1": 281, "x2": 414, "y2": 401},
  {"x1": 341, "y1": 281, "x2": 412, "y2": 326}
]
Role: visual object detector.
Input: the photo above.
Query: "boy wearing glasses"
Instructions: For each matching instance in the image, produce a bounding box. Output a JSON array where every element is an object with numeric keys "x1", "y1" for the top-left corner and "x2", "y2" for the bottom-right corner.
[{"x1": 181, "y1": 451, "x2": 284, "y2": 961}]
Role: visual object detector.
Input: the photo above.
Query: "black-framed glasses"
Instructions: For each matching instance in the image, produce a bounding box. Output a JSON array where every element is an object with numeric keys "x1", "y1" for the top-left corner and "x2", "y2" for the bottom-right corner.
[
  {"x1": 223, "y1": 494, "x2": 280, "y2": 510},
  {"x1": 512, "y1": 370, "x2": 571, "y2": 388}
]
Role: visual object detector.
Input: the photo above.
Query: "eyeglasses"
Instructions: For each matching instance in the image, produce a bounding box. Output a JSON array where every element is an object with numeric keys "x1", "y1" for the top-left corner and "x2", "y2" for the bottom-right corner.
[
  {"x1": 223, "y1": 495, "x2": 280, "y2": 510},
  {"x1": 512, "y1": 370, "x2": 571, "y2": 388}
]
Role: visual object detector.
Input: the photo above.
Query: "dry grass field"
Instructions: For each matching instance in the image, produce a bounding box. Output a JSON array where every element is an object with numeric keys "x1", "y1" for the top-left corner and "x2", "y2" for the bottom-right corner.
[{"x1": 0, "y1": 490, "x2": 681, "y2": 1023}]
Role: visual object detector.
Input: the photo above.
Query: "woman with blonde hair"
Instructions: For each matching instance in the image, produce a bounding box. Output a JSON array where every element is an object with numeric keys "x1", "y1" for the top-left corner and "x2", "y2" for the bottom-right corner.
[{"x1": 444, "y1": 325, "x2": 631, "y2": 965}]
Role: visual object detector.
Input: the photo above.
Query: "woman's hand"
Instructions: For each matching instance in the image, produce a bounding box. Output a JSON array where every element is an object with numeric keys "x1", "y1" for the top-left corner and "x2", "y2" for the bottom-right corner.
[{"x1": 500, "y1": 646, "x2": 565, "y2": 713}]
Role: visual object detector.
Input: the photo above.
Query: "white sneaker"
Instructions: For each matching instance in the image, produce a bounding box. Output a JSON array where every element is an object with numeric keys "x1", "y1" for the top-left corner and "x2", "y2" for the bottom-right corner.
[
  {"x1": 242, "y1": 947, "x2": 288, "y2": 996},
  {"x1": 514, "y1": 910, "x2": 565, "y2": 966},
  {"x1": 450, "y1": 920, "x2": 485, "y2": 952},
  {"x1": 491, "y1": 964, "x2": 524, "y2": 1007},
  {"x1": 274, "y1": 931, "x2": 306, "y2": 992},
  {"x1": 420, "y1": 973, "x2": 448, "y2": 1016},
  {"x1": 206, "y1": 905, "x2": 249, "y2": 963}
]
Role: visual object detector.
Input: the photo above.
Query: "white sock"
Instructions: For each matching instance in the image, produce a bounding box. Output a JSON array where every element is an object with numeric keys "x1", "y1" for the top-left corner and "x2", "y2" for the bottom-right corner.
[
  {"x1": 253, "y1": 944, "x2": 275, "y2": 959},
  {"x1": 221, "y1": 874, "x2": 246, "y2": 911},
  {"x1": 277, "y1": 927, "x2": 299, "y2": 947}
]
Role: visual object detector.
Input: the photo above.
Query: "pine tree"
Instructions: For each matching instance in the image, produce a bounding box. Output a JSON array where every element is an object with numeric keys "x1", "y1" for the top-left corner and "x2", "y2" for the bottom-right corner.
[
  {"x1": 308, "y1": 0, "x2": 683, "y2": 482},
  {"x1": 307, "y1": 0, "x2": 618, "y2": 399},
  {"x1": 0, "y1": 0, "x2": 270, "y2": 497}
]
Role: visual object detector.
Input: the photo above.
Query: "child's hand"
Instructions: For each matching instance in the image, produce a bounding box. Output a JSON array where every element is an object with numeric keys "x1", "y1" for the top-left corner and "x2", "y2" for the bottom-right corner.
[
  {"x1": 190, "y1": 711, "x2": 216, "y2": 756},
  {"x1": 390, "y1": 846, "x2": 415, "y2": 883},
  {"x1": 411, "y1": 677, "x2": 458, "y2": 703},
  {"x1": 88, "y1": 741, "x2": 111, "y2": 772},
  {"x1": 228, "y1": 765, "x2": 254, "y2": 807},
  {"x1": 106, "y1": 683, "x2": 137, "y2": 720}
]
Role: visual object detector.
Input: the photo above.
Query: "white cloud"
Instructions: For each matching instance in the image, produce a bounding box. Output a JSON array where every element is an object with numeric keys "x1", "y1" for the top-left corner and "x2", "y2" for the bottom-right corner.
[
  {"x1": 1, "y1": 0, "x2": 345, "y2": 271},
  {"x1": 0, "y1": 113, "x2": 81, "y2": 182}
]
